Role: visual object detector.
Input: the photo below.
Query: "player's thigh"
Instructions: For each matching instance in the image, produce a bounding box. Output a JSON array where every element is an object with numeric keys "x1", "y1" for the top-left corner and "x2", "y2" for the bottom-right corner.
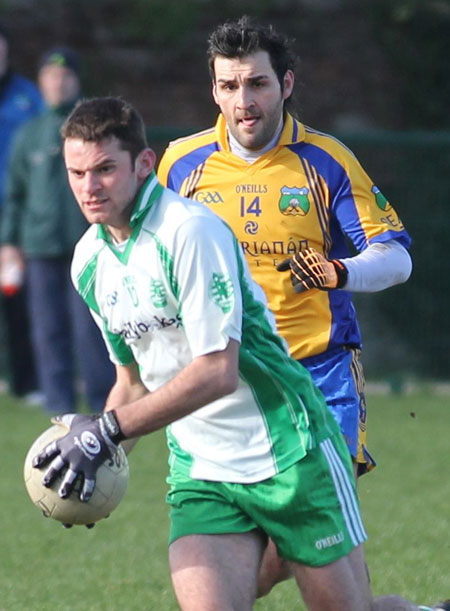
[
  {"x1": 290, "y1": 543, "x2": 371, "y2": 611},
  {"x1": 169, "y1": 531, "x2": 265, "y2": 611}
]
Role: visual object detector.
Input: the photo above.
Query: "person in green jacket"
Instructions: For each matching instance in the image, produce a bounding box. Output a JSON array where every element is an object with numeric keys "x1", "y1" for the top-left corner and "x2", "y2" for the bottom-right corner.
[{"x1": 0, "y1": 47, "x2": 114, "y2": 414}]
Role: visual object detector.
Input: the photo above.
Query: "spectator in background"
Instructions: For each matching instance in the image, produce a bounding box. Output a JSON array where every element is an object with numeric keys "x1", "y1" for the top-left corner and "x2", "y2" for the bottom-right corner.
[
  {"x1": 0, "y1": 47, "x2": 115, "y2": 413},
  {"x1": 0, "y1": 22, "x2": 42, "y2": 402}
]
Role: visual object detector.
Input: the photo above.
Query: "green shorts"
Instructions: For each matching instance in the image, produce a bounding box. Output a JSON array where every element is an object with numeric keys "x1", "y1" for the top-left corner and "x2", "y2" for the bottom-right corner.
[{"x1": 166, "y1": 433, "x2": 367, "y2": 567}]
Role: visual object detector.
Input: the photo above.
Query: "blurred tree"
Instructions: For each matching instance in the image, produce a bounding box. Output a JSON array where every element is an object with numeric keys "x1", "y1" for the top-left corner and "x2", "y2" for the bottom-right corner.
[
  {"x1": 365, "y1": 0, "x2": 450, "y2": 128},
  {"x1": 1, "y1": 0, "x2": 447, "y2": 130}
]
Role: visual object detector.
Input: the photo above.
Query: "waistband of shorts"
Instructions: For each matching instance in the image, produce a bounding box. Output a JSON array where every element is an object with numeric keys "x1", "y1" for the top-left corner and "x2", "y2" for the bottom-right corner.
[{"x1": 299, "y1": 344, "x2": 360, "y2": 368}]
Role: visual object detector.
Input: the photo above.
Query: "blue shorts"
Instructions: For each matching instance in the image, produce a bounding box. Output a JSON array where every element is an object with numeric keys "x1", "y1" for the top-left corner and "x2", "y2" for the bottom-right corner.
[{"x1": 300, "y1": 346, "x2": 375, "y2": 474}]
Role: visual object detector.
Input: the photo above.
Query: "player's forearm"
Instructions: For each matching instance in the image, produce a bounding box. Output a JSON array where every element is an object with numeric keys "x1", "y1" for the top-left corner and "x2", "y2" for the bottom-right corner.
[
  {"x1": 104, "y1": 379, "x2": 148, "y2": 411},
  {"x1": 113, "y1": 340, "x2": 239, "y2": 440},
  {"x1": 342, "y1": 240, "x2": 412, "y2": 292},
  {"x1": 104, "y1": 363, "x2": 149, "y2": 454}
]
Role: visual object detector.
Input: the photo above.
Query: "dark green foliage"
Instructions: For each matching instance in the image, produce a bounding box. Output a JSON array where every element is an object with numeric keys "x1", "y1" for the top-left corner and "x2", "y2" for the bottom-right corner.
[{"x1": 364, "y1": 0, "x2": 450, "y2": 128}]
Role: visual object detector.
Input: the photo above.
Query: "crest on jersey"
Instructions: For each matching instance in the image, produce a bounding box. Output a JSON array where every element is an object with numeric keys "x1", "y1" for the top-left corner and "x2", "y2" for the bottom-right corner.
[
  {"x1": 208, "y1": 273, "x2": 234, "y2": 314},
  {"x1": 123, "y1": 275, "x2": 139, "y2": 307},
  {"x1": 149, "y1": 278, "x2": 167, "y2": 308},
  {"x1": 279, "y1": 186, "x2": 310, "y2": 216},
  {"x1": 372, "y1": 185, "x2": 392, "y2": 211}
]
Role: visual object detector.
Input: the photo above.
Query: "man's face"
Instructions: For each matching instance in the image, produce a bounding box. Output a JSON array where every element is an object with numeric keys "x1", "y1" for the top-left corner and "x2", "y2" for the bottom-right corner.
[
  {"x1": 38, "y1": 64, "x2": 80, "y2": 107},
  {"x1": 212, "y1": 50, "x2": 294, "y2": 150},
  {"x1": 64, "y1": 136, "x2": 155, "y2": 240}
]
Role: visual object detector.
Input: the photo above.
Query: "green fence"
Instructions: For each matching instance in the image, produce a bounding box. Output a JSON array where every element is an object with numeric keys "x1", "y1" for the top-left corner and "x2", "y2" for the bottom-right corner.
[
  {"x1": 339, "y1": 130, "x2": 450, "y2": 382},
  {"x1": 148, "y1": 127, "x2": 450, "y2": 383}
]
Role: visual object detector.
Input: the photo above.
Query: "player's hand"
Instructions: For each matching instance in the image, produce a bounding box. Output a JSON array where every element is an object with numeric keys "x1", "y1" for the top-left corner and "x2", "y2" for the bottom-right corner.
[
  {"x1": 32, "y1": 413, "x2": 121, "y2": 502},
  {"x1": 276, "y1": 247, "x2": 348, "y2": 293}
]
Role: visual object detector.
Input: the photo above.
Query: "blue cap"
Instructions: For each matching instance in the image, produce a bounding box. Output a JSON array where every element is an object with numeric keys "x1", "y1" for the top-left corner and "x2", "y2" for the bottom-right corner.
[{"x1": 39, "y1": 47, "x2": 80, "y2": 75}]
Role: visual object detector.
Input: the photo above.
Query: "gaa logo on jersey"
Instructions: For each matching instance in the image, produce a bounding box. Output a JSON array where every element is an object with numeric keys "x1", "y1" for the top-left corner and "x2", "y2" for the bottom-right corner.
[
  {"x1": 372, "y1": 185, "x2": 392, "y2": 211},
  {"x1": 208, "y1": 273, "x2": 234, "y2": 314},
  {"x1": 193, "y1": 191, "x2": 224, "y2": 205},
  {"x1": 149, "y1": 278, "x2": 167, "y2": 308},
  {"x1": 279, "y1": 186, "x2": 310, "y2": 216}
]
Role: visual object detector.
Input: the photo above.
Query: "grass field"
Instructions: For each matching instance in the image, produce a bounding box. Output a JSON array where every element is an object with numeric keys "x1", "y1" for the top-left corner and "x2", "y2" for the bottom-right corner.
[{"x1": 1, "y1": 390, "x2": 448, "y2": 610}]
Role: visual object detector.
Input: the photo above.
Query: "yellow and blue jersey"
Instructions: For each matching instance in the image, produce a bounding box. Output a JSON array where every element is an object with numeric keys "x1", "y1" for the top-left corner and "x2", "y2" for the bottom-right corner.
[{"x1": 158, "y1": 113, "x2": 411, "y2": 360}]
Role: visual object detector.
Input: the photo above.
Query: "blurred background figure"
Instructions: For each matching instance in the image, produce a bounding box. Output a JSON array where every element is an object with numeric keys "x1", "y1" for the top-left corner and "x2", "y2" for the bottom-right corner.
[
  {"x1": 0, "y1": 22, "x2": 43, "y2": 404},
  {"x1": 0, "y1": 46, "x2": 115, "y2": 414}
]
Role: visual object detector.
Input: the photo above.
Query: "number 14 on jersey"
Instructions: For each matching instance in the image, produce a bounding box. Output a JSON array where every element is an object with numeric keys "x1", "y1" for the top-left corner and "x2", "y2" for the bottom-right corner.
[{"x1": 240, "y1": 196, "x2": 262, "y2": 217}]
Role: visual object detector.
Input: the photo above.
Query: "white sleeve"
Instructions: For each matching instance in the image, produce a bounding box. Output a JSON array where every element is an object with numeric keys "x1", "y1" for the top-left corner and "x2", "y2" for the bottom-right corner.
[
  {"x1": 172, "y1": 215, "x2": 242, "y2": 358},
  {"x1": 342, "y1": 240, "x2": 412, "y2": 292}
]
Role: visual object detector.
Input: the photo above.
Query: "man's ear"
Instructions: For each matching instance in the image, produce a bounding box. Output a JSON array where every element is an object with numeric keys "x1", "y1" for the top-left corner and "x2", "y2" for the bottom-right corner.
[
  {"x1": 136, "y1": 148, "x2": 156, "y2": 178},
  {"x1": 212, "y1": 81, "x2": 219, "y2": 106},
  {"x1": 282, "y1": 70, "x2": 295, "y2": 101}
]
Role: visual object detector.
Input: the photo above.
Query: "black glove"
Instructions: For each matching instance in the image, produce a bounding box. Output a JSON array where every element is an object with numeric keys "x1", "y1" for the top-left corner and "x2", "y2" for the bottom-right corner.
[
  {"x1": 276, "y1": 247, "x2": 348, "y2": 293},
  {"x1": 62, "y1": 522, "x2": 96, "y2": 529},
  {"x1": 32, "y1": 411, "x2": 125, "y2": 502}
]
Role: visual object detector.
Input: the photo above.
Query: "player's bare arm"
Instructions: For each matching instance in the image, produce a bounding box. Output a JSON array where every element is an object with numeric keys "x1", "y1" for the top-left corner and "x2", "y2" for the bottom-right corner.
[
  {"x1": 104, "y1": 360, "x2": 149, "y2": 454},
  {"x1": 112, "y1": 339, "x2": 240, "y2": 440},
  {"x1": 105, "y1": 361, "x2": 149, "y2": 409},
  {"x1": 32, "y1": 340, "x2": 240, "y2": 501}
]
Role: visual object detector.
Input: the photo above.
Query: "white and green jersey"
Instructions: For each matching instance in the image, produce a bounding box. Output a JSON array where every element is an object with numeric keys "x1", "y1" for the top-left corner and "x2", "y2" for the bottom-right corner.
[{"x1": 71, "y1": 172, "x2": 338, "y2": 483}]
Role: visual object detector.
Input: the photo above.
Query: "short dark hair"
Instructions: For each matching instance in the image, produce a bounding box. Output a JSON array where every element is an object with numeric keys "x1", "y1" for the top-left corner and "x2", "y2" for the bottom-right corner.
[
  {"x1": 207, "y1": 15, "x2": 297, "y2": 94},
  {"x1": 61, "y1": 96, "x2": 148, "y2": 165}
]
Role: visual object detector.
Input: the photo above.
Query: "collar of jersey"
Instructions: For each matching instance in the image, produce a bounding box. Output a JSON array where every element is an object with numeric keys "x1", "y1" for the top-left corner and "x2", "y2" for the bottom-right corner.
[
  {"x1": 215, "y1": 112, "x2": 306, "y2": 151},
  {"x1": 96, "y1": 171, "x2": 163, "y2": 263}
]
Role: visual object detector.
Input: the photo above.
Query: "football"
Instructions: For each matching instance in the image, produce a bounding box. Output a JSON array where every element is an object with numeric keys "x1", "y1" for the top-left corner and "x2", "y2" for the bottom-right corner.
[{"x1": 23, "y1": 423, "x2": 129, "y2": 526}]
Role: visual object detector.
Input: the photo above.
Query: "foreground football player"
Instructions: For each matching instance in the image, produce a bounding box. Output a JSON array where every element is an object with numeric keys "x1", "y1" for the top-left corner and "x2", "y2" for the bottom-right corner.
[{"x1": 33, "y1": 96, "x2": 430, "y2": 611}]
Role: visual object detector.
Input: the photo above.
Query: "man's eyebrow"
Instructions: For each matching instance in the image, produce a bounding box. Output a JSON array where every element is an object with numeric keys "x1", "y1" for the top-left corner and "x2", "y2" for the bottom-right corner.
[
  {"x1": 247, "y1": 74, "x2": 270, "y2": 82},
  {"x1": 93, "y1": 157, "x2": 116, "y2": 167},
  {"x1": 217, "y1": 74, "x2": 269, "y2": 83},
  {"x1": 216, "y1": 76, "x2": 237, "y2": 83},
  {"x1": 67, "y1": 158, "x2": 116, "y2": 172}
]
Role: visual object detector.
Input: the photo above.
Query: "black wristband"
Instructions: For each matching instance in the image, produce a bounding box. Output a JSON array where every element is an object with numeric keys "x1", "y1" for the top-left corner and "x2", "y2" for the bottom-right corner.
[
  {"x1": 331, "y1": 259, "x2": 348, "y2": 289},
  {"x1": 101, "y1": 410, "x2": 126, "y2": 443}
]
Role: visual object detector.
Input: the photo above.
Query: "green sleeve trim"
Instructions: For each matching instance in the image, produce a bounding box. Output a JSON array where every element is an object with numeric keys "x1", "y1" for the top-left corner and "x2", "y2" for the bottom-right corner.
[{"x1": 75, "y1": 250, "x2": 134, "y2": 365}]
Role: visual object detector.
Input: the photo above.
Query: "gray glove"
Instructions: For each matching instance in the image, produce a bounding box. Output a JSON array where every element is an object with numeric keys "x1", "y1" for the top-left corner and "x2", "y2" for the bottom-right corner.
[{"x1": 32, "y1": 411, "x2": 124, "y2": 502}]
